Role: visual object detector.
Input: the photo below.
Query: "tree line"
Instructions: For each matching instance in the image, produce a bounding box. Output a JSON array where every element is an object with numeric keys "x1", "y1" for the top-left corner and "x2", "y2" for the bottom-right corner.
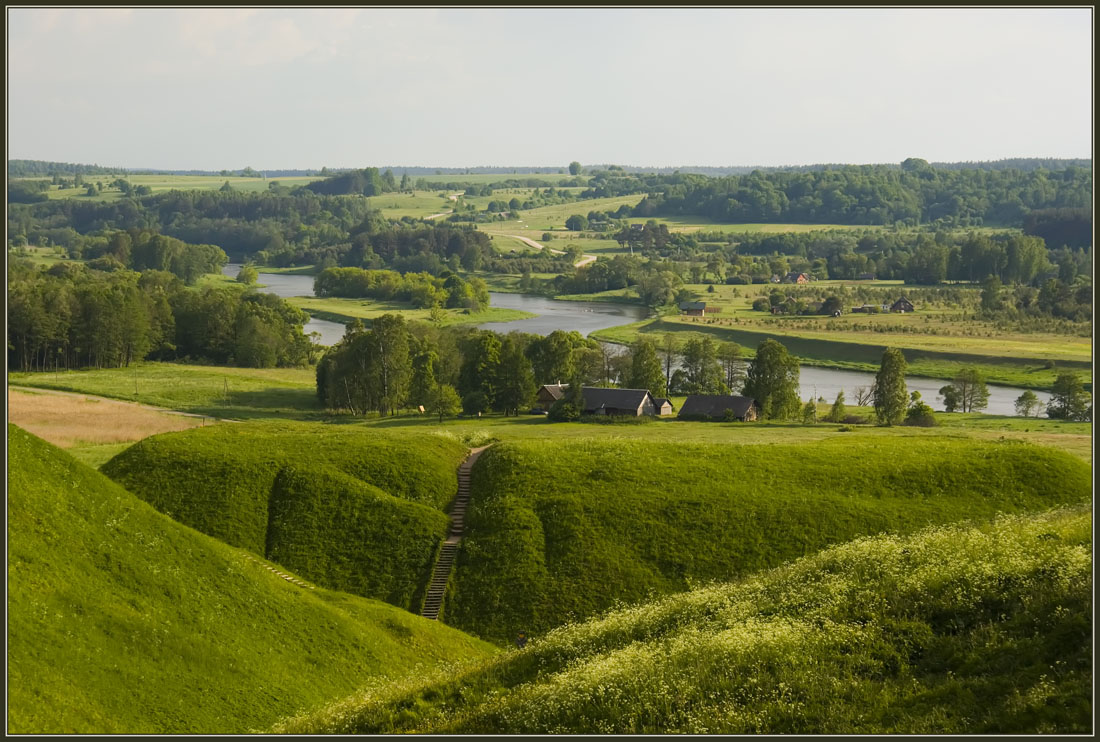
[
  {"x1": 8, "y1": 259, "x2": 312, "y2": 372},
  {"x1": 313, "y1": 266, "x2": 490, "y2": 311}
]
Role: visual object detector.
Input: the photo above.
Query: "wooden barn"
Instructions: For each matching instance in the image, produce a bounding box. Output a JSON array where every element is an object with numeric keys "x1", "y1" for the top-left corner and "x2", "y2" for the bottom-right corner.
[
  {"x1": 679, "y1": 301, "x2": 707, "y2": 317},
  {"x1": 677, "y1": 395, "x2": 758, "y2": 422},
  {"x1": 535, "y1": 383, "x2": 568, "y2": 410},
  {"x1": 783, "y1": 272, "x2": 809, "y2": 284},
  {"x1": 582, "y1": 387, "x2": 659, "y2": 416},
  {"x1": 653, "y1": 398, "x2": 674, "y2": 416},
  {"x1": 890, "y1": 297, "x2": 915, "y2": 313}
]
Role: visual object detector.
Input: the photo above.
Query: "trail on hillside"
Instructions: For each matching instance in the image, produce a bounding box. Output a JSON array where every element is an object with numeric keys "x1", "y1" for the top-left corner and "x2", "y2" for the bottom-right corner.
[{"x1": 501, "y1": 234, "x2": 597, "y2": 267}]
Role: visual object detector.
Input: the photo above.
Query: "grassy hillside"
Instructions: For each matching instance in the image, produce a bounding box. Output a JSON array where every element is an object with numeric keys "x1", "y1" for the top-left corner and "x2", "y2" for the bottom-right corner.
[
  {"x1": 274, "y1": 505, "x2": 1091, "y2": 734},
  {"x1": 100, "y1": 422, "x2": 468, "y2": 610},
  {"x1": 7, "y1": 424, "x2": 495, "y2": 734},
  {"x1": 447, "y1": 438, "x2": 1090, "y2": 643}
]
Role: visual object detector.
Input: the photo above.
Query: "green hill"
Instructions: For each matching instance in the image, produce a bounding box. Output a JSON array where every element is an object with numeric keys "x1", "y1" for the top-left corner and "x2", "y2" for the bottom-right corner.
[
  {"x1": 448, "y1": 438, "x2": 1091, "y2": 643},
  {"x1": 275, "y1": 505, "x2": 1092, "y2": 734},
  {"x1": 100, "y1": 422, "x2": 468, "y2": 610},
  {"x1": 7, "y1": 424, "x2": 495, "y2": 734}
]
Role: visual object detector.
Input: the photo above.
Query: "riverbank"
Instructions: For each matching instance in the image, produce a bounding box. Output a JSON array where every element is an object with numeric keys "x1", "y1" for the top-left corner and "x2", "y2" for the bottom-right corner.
[{"x1": 591, "y1": 317, "x2": 1090, "y2": 392}]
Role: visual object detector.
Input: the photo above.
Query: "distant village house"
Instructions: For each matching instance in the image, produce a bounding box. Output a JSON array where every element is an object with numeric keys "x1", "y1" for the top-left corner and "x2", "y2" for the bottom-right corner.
[
  {"x1": 679, "y1": 301, "x2": 707, "y2": 317},
  {"x1": 783, "y1": 272, "x2": 809, "y2": 284},
  {"x1": 678, "y1": 395, "x2": 758, "y2": 422},
  {"x1": 535, "y1": 385, "x2": 660, "y2": 417},
  {"x1": 890, "y1": 297, "x2": 915, "y2": 313}
]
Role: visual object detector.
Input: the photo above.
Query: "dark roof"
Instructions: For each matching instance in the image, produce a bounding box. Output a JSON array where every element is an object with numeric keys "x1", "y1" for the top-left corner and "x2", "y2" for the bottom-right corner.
[
  {"x1": 581, "y1": 387, "x2": 653, "y2": 413},
  {"x1": 785, "y1": 271, "x2": 808, "y2": 280},
  {"x1": 679, "y1": 301, "x2": 706, "y2": 311},
  {"x1": 538, "y1": 384, "x2": 568, "y2": 400},
  {"x1": 653, "y1": 397, "x2": 674, "y2": 409},
  {"x1": 890, "y1": 297, "x2": 914, "y2": 309},
  {"x1": 678, "y1": 395, "x2": 756, "y2": 419}
]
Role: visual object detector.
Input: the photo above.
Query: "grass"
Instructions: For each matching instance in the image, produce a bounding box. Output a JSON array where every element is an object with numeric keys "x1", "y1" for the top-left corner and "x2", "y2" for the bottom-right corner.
[
  {"x1": 100, "y1": 422, "x2": 469, "y2": 611},
  {"x1": 25, "y1": 174, "x2": 323, "y2": 201},
  {"x1": 591, "y1": 317, "x2": 1090, "y2": 391},
  {"x1": 273, "y1": 504, "x2": 1091, "y2": 734},
  {"x1": 287, "y1": 296, "x2": 535, "y2": 327},
  {"x1": 7, "y1": 387, "x2": 209, "y2": 450},
  {"x1": 7, "y1": 424, "x2": 495, "y2": 734},
  {"x1": 7, "y1": 362, "x2": 321, "y2": 421},
  {"x1": 439, "y1": 437, "x2": 1090, "y2": 644}
]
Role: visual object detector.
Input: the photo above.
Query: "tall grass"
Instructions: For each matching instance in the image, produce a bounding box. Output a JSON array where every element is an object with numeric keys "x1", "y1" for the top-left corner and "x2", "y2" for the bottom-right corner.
[{"x1": 275, "y1": 505, "x2": 1091, "y2": 734}]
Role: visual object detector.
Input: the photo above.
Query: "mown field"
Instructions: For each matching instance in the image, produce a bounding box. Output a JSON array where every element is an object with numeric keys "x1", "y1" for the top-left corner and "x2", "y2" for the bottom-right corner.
[
  {"x1": 7, "y1": 387, "x2": 209, "y2": 468},
  {"x1": 274, "y1": 504, "x2": 1092, "y2": 734},
  {"x1": 101, "y1": 422, "x2": 471, "y2": 612},
  {"x1": 7, "y1": 425, "x2": 495, "y2": 734},
  {"x1": 7, "y1": 363, "x2": 322, "y2": 421},
  {"x1": 443, "y1": 437, "x2": 1090, "y2": 644},
  {"x1": 18, "y1": 174, "x2": 324, "y2": 202}
]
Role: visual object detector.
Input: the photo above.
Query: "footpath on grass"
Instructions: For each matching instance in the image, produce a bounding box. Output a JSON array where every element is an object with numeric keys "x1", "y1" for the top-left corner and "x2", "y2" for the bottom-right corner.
[
  {"x1": 422, "y1": 445, "x2": 491, "y2": 621},
  {"x1": 503, "y1": 234, "x2": 597, "y2": 267}
]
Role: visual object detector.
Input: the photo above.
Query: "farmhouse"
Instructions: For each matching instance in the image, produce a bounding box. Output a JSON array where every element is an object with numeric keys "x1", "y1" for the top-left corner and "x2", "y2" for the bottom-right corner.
[
  {"x1": 783, "y1": 272, "x2": 809, "y2": 284},
  {"x1": 890, "y1": 297, "x2": 915, "y2": 313},
  {"x1": 678, "y1": 395, "x2": 758, "y2": 422},
  {"x1": 679, "y1": 301, "x2": 707, "y2": 317},
  {"x1": 582, "y1": 387, "x2": 659, "y2": 416},
  {"x1": 858, "y1": 272, "x2": 875, "y2": 280},
  {"x1": 536, "y1": 383, "x2": 568, "y2": 410},
  {"x1": 851, "y1": 304, "x2": 888, "y2": 314},
  {"x1": 653, "y1": 398, "x2": 674, "y2": 416},
  {"x1": 537, "y1": 385, "x2": 660, "y2": 416}
]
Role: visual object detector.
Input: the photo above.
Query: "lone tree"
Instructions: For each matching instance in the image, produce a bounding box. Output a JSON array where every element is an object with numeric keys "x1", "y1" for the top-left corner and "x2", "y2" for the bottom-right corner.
[
  {"x1": 1014, "y1": 390, "x2": 1042, "y2": 418},
  {"x1": 1047, "y1": 372, "x2": 1091, "y2": 421},
  {"x1": 742, "y1": 339, "x2": 800, "y2": 420},
  {"x1": 568, "y1": 161, "x2": 583, "y2": 175},
  {"x1": 826, "y1": 389, "x2": 846, "y2": 422},
  {"x1": 565, "y1": 214, "x2": 588, "y2": 231},
  {"x1": 873, "y1": 348, "x2": 908, "y2": 426},
  {"x1": 943, "y1": 368, "x2": 990, "y2": 413}
]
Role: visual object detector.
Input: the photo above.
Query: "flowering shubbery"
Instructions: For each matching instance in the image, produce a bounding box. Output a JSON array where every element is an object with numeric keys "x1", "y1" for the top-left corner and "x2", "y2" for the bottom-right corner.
[{"x1": 275, "y1": 505, "x2": 1091, "y2": 735}]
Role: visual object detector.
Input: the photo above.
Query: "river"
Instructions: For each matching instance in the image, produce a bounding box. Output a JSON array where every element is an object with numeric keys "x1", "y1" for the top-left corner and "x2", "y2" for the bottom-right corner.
[{"x1": 222, "y1": 265, "x2": 1050, "y2": 416}]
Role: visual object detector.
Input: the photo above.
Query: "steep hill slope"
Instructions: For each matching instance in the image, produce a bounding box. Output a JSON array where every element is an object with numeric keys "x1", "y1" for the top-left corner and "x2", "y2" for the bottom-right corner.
[
  {"x1": 100, "y1": 422, "x2": 467, "y2": 610},
  {"x1": 7, "y1": 425, "x2": 495, "y2": 734},
  {"x1": 448, "y1": 438, "x2": 1090, "y2": 642},
  {"x1": 275, "y1": 505, "x2": 1091, "y2": 734}
]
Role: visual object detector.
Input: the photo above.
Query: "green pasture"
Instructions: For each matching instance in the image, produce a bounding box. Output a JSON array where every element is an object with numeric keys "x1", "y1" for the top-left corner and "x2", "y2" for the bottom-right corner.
[
  {"x1": 591, "y1": 316, "x2": 1090, "y2": 390},
  {"x1": 8, "y1": 363, "x2": 320, "y2": 421},
  {"x1": 24, "y1": 174, "x2": 324, "y2": 201},
  {"x1": 8, "y1": 424, "x2": 494, "y2": 734},
  {"x1": 406, "y1": 172, "x2": 583, "y2": 186},
  {"x1": 281, "y1": 505, "x2": 1091, "y2": 734},
  {"x1": 287, "y1": 296, "x2": 535, "y2": 327},
  {"x1": 625, "y1": 217, "x2": 880, "y2": 234}
]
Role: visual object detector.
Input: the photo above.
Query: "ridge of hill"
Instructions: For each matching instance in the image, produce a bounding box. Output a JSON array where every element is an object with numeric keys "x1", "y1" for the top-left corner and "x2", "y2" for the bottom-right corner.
[
  {"x1": 447, "y1": 437, "x2": 1091, "y2": 643},
  {"x1": 7, "y1": 424, "x2": 495, "y2": 734}
]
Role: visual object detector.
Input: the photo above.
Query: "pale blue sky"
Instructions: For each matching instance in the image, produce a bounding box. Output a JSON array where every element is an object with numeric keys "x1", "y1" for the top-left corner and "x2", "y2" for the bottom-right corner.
[{"x1": 7, "y1": 7, "x2": 1093, "y2": 170}]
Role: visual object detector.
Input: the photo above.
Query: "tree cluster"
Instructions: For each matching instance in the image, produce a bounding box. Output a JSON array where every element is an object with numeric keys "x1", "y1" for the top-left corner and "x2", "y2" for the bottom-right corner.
[
  {"x1": 8, "y1": 260, "x2": 312, "y2": 372},
  {"x1": 313, "y1": 266, "x2": 490, "y2": 311}
]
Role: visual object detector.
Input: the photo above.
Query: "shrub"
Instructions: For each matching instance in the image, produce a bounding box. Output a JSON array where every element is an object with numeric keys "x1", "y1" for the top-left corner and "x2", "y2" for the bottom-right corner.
[{"x1": 547, "y1": 399, "x2": 580, "y2": 422}]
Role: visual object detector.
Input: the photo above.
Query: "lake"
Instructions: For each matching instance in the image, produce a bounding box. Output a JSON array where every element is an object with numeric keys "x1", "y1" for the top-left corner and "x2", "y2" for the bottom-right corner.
[{"x1": 222, "y1": 265, "x2": 1050, "y2": 415}]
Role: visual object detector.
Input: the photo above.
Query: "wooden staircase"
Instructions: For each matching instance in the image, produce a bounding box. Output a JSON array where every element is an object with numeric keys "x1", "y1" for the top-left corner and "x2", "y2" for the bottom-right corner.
[{"x1": 422, "y1": 446, "x2": 489, "y2": 620}]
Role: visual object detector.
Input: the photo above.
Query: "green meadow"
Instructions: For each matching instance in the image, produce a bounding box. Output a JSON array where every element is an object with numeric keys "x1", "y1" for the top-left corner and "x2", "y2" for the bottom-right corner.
[
  {"x1": 287, "y1": 296, "x2": 534, "y2": 327},
  {"x1": 275, "y1": 504, "x2": 1092, "y2": 734},
  {"x1": 7, "y1": 424, "x2": 494, "y2": 734},
  {"x1": 444, "y1": 437, "x2": 1090, "y2": 643}
]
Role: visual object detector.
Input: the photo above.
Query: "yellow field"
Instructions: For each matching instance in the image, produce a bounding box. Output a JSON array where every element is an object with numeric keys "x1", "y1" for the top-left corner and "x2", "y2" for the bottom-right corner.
[{"x1": 7, "y1": 387, "x2": 209, "y2": 448}]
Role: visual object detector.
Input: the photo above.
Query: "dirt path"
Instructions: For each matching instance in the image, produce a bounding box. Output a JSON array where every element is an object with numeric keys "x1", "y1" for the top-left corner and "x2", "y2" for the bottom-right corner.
[{"x1": 501, "y1": 234, "x2": 597, "y2": 267}]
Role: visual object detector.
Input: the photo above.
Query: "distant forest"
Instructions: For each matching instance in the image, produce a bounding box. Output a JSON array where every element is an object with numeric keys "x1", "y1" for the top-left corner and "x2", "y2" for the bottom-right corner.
[{"x1": 9, "y1": 157, "x2": 1090, "y2": 179}]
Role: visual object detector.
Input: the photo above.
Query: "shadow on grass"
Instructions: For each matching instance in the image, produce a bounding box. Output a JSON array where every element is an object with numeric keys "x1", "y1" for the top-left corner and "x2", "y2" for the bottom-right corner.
[{"x1": 187, "y1": 387, "x2": 326, "y2": 421}]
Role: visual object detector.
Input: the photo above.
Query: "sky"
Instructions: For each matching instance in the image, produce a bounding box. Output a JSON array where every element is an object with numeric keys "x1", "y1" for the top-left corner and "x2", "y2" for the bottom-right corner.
[{"x1": 6, "y1": 7, "x2": 1093, "y2": 170}]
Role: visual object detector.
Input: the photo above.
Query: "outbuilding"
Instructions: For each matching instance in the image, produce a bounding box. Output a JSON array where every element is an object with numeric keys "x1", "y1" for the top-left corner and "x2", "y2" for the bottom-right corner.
[{"x1": 678, "y1": 395, "x2": 758, "y2": 421}]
